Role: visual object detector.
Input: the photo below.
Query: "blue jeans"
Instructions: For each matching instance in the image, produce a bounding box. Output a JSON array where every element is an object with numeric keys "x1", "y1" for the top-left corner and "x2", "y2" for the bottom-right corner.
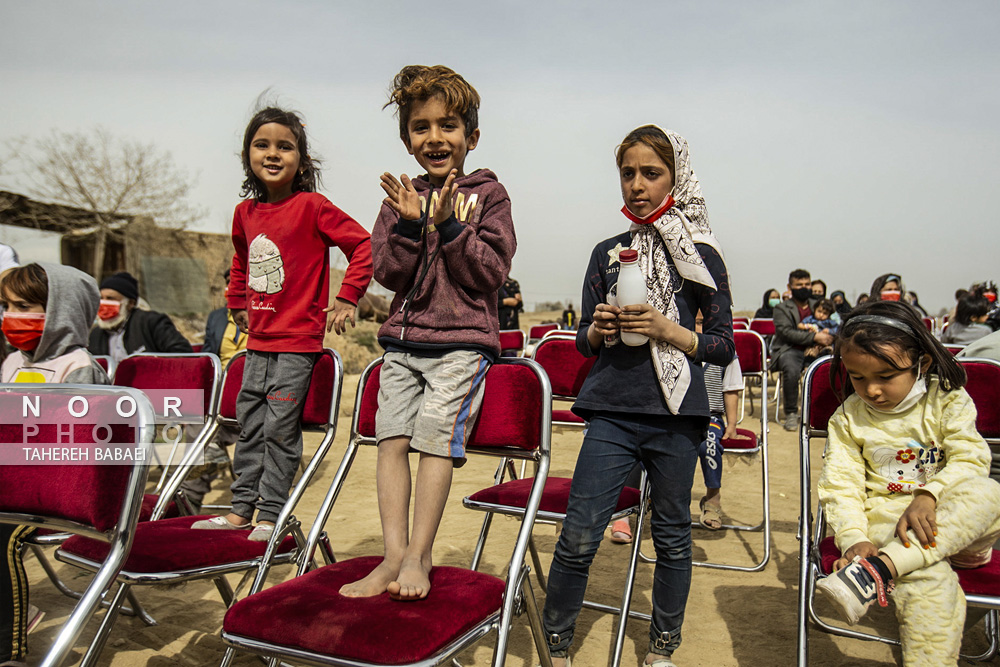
[{"x1": 542, "y1": 413, "x2": 704, "y2": 658}]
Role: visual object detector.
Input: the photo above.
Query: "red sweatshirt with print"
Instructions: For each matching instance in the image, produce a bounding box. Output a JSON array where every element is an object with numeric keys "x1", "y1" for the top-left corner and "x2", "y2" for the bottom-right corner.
[{"x1": 228, "y1": 192, "x2": 373, "y2": 353}]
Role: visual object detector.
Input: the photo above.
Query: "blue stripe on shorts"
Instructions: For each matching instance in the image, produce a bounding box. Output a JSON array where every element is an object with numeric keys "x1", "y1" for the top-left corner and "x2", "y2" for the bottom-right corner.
[{"x1": 449, "y1": 355, "x2": 490, "y2": 458}]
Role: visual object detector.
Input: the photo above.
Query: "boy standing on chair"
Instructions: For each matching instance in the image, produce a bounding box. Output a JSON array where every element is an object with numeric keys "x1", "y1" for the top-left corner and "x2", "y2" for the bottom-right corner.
[{"x1": 340, "y1": 65, "x2": 516, "y2": 601}]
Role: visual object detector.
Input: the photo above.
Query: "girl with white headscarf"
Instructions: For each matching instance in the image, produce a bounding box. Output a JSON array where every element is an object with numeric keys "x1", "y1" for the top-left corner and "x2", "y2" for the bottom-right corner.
[{"x1": 541, "y1": 126, "x2": 734, "y2": 667}]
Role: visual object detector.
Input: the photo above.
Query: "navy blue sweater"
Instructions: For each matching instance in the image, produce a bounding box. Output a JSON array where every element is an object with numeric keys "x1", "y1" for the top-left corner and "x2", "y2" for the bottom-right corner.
[{"x1": 572, "y1": 231, "x2": 734, "y2": 420}]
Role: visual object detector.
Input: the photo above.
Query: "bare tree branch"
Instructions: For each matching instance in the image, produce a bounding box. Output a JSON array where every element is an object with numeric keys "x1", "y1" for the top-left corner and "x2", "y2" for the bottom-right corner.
[{"x1": 12, "y1": 127, "x2": 206, "y2": 230}]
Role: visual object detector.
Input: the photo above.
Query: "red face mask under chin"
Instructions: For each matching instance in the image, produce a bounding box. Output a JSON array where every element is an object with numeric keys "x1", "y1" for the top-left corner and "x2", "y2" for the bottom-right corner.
[
  {"x1": 2, "y1": 312, "x2": 45, "y2": 352},
  {"x1": 98, "y1": 299, "x2": 121, "y2": 321}
]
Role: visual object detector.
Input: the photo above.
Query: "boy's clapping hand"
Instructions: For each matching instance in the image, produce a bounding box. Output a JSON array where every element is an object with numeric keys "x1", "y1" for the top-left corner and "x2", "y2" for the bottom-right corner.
[
  {"x1": 324, "y1": 297, "x2": 357, "y2": 335},
  {"x1": 430, "y1": 169, "x2": 457, "y2": 225},
  {"x1": 381, "y1": 173, "x2": 423, "y2": 221}
]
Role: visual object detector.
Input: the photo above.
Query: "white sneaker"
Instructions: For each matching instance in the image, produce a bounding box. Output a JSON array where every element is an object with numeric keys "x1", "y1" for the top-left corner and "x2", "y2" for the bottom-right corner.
[
  {"x1": 248, "y1": 524, "x2": 275, "y2": 542},
  {"x1": 644, "y1": 656, "x2": 677, "y2": 667},
  {"x1": 190, "y1": 515, "x2": 251, "y2": 530},
  {"x1": 816, "y1": 556, "x2": 892, "y2": 625}
]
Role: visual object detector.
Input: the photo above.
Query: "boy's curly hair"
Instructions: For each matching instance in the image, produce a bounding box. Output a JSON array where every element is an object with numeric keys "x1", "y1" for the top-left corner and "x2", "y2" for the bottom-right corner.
[{"x1": 385, "y1": 65, "x2": 481, "y2": 143}]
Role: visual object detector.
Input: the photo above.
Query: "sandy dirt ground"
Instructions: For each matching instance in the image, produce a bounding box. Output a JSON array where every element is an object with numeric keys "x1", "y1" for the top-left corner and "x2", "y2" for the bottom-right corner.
[{"x1": 18, "y1": 326, "x2": 1000, "y2": 666}]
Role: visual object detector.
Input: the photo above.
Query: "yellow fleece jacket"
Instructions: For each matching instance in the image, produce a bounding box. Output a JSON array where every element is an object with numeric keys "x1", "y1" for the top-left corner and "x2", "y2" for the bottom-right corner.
[{"x1": 817, "y1": 377, "x2": 990, "y2": 553}]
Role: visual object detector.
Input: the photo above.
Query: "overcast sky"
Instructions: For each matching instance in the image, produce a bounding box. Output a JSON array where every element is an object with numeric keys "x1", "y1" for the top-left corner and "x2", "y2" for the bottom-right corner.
[{"x1": 2, "y1": 1, "x2": 998, "y2": 314}]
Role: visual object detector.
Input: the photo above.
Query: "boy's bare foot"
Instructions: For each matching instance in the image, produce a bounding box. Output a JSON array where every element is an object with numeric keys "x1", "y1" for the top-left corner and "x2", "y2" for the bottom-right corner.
[
  {"x1": 388, "y1": 556, "x2": 431, "y2": 601},
  {"x1": 339, "y1": 559, "x2": 400, "y2": 597}
]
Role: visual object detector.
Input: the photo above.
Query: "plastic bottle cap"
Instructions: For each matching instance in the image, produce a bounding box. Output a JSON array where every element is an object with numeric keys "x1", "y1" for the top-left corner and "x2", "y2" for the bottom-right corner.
[{"x1": 619, "y1": 249, "x2": 638, "y2": 263}]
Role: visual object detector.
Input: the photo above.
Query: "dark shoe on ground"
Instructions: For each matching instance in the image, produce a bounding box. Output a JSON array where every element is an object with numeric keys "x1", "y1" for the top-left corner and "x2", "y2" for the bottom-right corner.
[{"x1": 782, "y1": 412, "x2": 800, "y2": 432}]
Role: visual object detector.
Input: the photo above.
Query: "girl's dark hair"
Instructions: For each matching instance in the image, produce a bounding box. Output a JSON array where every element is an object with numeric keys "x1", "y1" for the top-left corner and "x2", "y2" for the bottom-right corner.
[
  {"x1": 240, "y1": 106, "x2": 320, "y2": 201},
  {"x1": 0, "y1": 263, "x2": 49, "y2": 309},
  {"x1": 615, "y1": 125, "x2": 675, "y2": 176},
  {"x1": 869, "y1": 272, "x2": 903, "y2": 300},
  {"x1": 832, "y1": 300, "x2": 965, "y2": 400},
  {"x1": 955, "y1": 294, "x2": 990, "y2": 325},
  {"x1": 761, "y1": 288, "x2": 779, "y2": 309}
]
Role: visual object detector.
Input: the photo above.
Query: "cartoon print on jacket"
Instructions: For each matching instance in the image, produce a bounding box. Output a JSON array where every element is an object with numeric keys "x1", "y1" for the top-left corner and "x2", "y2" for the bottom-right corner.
[
  {"x1": 872, "y1": 438, "x2": 942, "y2": 493},
  {"x1": 248, "y1": 234, "x2": 284, "y2": 294}
]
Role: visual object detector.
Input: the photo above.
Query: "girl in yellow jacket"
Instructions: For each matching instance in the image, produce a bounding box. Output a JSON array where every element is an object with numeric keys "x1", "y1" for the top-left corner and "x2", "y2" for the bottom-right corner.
[{"x1": 817, "y1": 300, "x2": 1000, "y2": 667}]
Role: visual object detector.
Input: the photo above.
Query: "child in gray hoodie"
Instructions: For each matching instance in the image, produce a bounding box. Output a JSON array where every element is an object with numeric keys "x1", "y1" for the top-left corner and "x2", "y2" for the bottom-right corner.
[{"x1": 1, "y1": 261, "x2": 108, "y2": 662}]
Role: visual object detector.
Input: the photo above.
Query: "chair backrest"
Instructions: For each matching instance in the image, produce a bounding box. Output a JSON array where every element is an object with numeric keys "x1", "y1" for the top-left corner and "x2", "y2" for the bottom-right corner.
[
  {"x1": 749, "y1": 318, "x2": 775, "y2": 337},
  {"x1": 499, "y1": 329, "x2": 526, "y2": 356},
  {"x1": 113, "y1": 352, "x2": 222, "y2": 419},
  {"x1": 801, "y1": 356, "x2": 842, "y2": 435},
  {"x1": 0, "y1": 385, "x2": 156, "y2": 536},
  {"x1": 944, "y1": 343, "x2": 965, "y2": 356},
  {"x1": 218, "y1": 351, "x2": 247, "y2": 424},
  {"x1": 528, "y1": 323, "x2": 559, "y2": 340},
  {"x1": 215, "y1": 349, "x2": 339, "y2": 430},
  {"x1": 921, "y1": 317, "x2": 935, "y2": 332},
  {"x1": 733, "y1": 330, "x2": 766, "y2": 375},
  {"x1": 300, "y1": 350, "x2": 340, "y2": 428},
  {"x1": 733, "y1": 316, "x2": 751, "y2": 326},
  {"x1": 960, "y1": 358, "x2": 1000, "y2": 440},
  {"x1": 540, "y1": 329, "x2": 577, "y2": 342},
  {"x1": 531, "y1": 335, "x2": 596, "y2": 400},
  {"x1": 733, "y1": 321, "x2": 749, "y2": 330},
  {"x1": 93, "y1": 355, "x2": 111, "y2": 372},
  {"x1": 355, "y1": 357, "x2": 550, "y2": 455},
  {"x1": 191, "y1": 343, "x2": 204, "y2": 353}
]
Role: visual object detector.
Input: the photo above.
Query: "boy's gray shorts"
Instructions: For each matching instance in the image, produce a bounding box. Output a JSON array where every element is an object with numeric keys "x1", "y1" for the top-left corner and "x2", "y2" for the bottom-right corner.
[{"x1": 375, "y1": 349, "x2": 490, "y2": 463}]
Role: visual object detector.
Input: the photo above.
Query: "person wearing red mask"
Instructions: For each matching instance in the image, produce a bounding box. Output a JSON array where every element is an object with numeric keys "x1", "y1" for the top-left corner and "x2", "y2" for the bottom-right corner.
[
  {"x1": 1, "y1": 261, "x2": 109, "y2": 663},
  {"x1": 87, "y1": 271, "x2": 191, "y2": 373}
]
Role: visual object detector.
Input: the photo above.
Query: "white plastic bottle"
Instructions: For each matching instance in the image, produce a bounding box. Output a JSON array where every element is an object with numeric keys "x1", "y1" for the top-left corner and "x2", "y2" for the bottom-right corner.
[{"x1": 616, "y1": 249, "x2": 648, "y2": 346}]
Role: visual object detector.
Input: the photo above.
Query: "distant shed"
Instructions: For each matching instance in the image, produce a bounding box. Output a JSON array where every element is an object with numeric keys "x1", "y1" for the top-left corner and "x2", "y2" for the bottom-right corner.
[{"x1": 1, "y1": 190, "x2": 232, "y2": 315}]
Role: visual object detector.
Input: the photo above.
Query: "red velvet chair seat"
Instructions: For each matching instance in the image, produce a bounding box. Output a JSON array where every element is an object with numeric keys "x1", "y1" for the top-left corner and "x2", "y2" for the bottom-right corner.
[
  {"x1": 138, "y1": 494, "x2": 180, "y2": 522},
  {"x1": 467, "y1": 477, "x2": 639, "y2": 515},
  {"x1": 223, "y1": 556, "x2": 505, "y2": 665},
  {"x1": 721, "y1": 428, "x2": 758, "y2": 451},
  {"x1": 552, "y1": 408, "x2": 584, "y2": 424},
  {"x1": 61, "y1": 515, "x2": 294, "y2": 572},
  {"x1": 818, "y1": 536, "x2": 1000, "y2": 595}
]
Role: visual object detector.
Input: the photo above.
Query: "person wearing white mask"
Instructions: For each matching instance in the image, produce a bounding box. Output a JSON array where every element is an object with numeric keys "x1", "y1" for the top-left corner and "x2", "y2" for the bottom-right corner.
[{"x1": 815, "y1": 300, "x2": 1000, "y2": 667}]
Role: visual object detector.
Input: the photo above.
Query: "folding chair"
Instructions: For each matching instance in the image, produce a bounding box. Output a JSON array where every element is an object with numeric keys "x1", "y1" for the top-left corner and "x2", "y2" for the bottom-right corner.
[
  {"x1": 111, "y1": 352, "x2": 223, "y2": 503},
  {"x1": 692, "y1": 329, "x2": 771, "y2": 572},
  {"x1": 749, "y1": 317, "x2": 781, "y2": 410},
  {"x1": 528, "y1": 322, "x2": 559, "y2": 343},
  {"x1": 945, "y1": 343, "x2": 966, "y2": 356},
  {"x1": 220, "y1": 356, "x2": 555, "y2": 667},
  {"x1": 54, "y1": 349, "x2": 344, "y2": 665},
  {"x1": 733, "y1": 320, "x2": 749, "y2": 330},
  {"x1": 733, "y1": 316, "x2": 751, "y2": 328},
  {"x1": 499, "y1": 328, "x2": 527, "y2": 357},
  {"x1": 531, "y1": 334, "x2": 595, "y2": 428},
  {"x1": 25, "y1": 352, "x2": 221, "y2": 620},
  {"x1": 464, "y1": 337, "x2": 647, "y2": 667},
  {"x1": 796, "y1": 356, "x2": 1000, "y2": 665},
  {"x1": 921, "y1": 316, "x2": 935, "y2": 333},
  {"x1": 0, "y1": 384, "x2": 155, "y2": 667}
]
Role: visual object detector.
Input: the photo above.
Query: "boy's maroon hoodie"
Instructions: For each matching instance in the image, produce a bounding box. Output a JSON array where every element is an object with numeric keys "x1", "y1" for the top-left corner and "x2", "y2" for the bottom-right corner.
[
  {"x1": 228, "y1": 191, "x2": 373, "y2": 353},
  {"x1": 374, "y1": 169, "x2": 515, "y2": 355}
]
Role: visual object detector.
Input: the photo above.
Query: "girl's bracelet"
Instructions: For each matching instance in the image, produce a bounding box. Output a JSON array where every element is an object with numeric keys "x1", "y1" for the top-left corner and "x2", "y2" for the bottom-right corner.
[{"x1": 683, "y1": 331, "x2": 699, "y2": 357}]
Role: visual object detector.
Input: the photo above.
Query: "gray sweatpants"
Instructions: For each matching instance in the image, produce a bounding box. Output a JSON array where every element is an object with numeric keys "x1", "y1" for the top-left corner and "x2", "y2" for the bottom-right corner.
[{"x1": 230, "y1": 350, "x2": 317, "y2": 523}]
